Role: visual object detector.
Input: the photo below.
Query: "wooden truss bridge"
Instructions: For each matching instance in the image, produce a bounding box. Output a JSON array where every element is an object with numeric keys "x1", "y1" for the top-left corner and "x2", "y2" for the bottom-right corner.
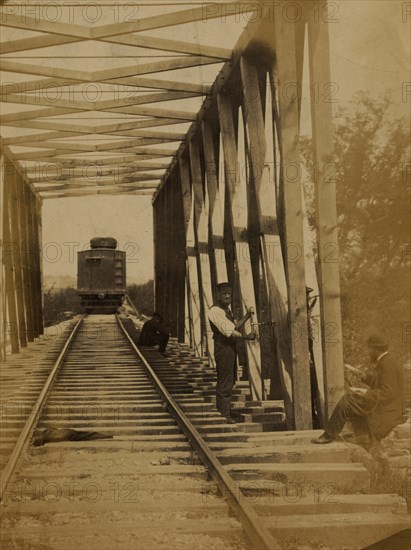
[{"x1": 1, "y1": 1, "x2": 344, "y2": 430}]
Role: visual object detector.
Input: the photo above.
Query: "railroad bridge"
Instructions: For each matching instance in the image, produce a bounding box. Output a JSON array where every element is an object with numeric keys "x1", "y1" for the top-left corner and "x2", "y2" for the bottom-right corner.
[
  {"x1": 1, "y1": 3, "x2": 410, "y2": 549},
  {"x1": 0, "y1": 0, "x2": 343, "y2": 431}
]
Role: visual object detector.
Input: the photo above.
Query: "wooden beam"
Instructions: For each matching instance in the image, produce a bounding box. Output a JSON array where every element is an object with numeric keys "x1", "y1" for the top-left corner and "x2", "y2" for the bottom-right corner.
[
  {"x1": 4, "y1": 118, "x2": 189, "y2": 134},
  {"x1": 94, "y1": 57, "x2": 222, "y2": 82},
  {"x1": 273, "y1": 2, "x2": 311, "y2": 429},
  {"x1": 189, "y1": 135, "x2": 215, "y2": 366},
  {"x1": 217, "y1": 93, "x2": 263, "y2": 401},
  {"x1": 7, "y1": 164, "x2": 28, "y2": 347},
  {"x1": 27, "y1": 163, "x2": 167, "y2": 182},
  {"x1": 0, "y1": 75, "x2": 209, "y2": 96},
  {"x1": 240, "y1": 58, "x2": 294, "y2": 426},
  {"x1": 0, "y1": 156, "x2": 5, "y2": 361},
  {"x1": 0, "y1": 34, "x2": 82, "y2": 54},
  {"x1": 201, "y1": 118, "x2": 228, "y2": 284},
  {"x1": 3, "y1": 169, "x2": 20, "y2": 353},
  {"x1": 103, "y1": 34, "x2": 231, "y2": 60},
  {"x1": 307, "y1": 2, "x2": 344, "y2": 420},
  {"x1": 179, "y1": 156, "x2": 203, "y2": 357},
  {"x1": 105, "y1": 105, "x2": 197, "y2": 121},
  {"x1": 0, "y1": 12, "x2": 91, "y2": 38}
]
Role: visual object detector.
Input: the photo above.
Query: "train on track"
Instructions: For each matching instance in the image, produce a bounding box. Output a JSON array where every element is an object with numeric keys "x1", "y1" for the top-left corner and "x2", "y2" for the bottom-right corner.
[{"x1": 77, "y1": 237, "x2": 126, "y2": 313}]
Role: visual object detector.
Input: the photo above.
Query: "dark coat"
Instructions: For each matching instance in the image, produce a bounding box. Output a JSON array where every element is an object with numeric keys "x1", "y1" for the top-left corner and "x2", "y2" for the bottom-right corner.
[{"x1": 364, "y1": 353, "x2": 404, "y2": 440}]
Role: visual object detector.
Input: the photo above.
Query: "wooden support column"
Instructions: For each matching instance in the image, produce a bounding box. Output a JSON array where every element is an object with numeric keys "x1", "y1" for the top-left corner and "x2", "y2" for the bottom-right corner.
[
  {"x1": 21, "y1": 183, "x2": 35, "y2": 341},
  {"x1": 240, "y1": 58, "x2": 294, "y2": 425},
  {"x1": 179, "y1": 156, "x2": 203, "y2": 356},
  {"x1": 201, "y1": 119, "x2": 228, "y2": 285},
  {"x1": 189, "y1": 135, "x2": 215, "y2": 366},
  {"x1": 8, "y1": 165, "x2": 28, "y2": 347},
  {"x1": 174, "y1": 171, "x2": 187, "y2": 343},
  {"x1": 218, "y1": 92, "x2": 263, "y2": 401},
  {"x1": 3, "y1": 167, "x2": 19, "y2": 354},
  {"x1": 0, "y1": 156, "x2": 5, "y2": 361},
  {"x1": 308, "y1": 2, "x2": 344, "y2": 419},
  {"x1": 26, "y1": 188, "x2": 41, "y2": 338},
  {"x1": 32, "y1": 193, "x2": 44, "y2": 336},
  {"x1": 273, "y1": 2, "x2": 312, "y2": 429}
]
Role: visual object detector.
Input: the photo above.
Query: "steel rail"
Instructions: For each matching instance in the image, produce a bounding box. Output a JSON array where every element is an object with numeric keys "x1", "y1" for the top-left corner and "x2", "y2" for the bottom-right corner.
[
  {"x1": 116, "y1": 314, "x2": 281, "y2": 550},
  {"x1": 0, "y1": 315, "x2": 85, "y2": 503}
]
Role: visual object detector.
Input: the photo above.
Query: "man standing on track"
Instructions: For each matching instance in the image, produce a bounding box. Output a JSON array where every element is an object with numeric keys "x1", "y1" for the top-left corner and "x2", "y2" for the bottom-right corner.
[{"x1": 208, "y1": 282, "x2": 256, "y2": 424}]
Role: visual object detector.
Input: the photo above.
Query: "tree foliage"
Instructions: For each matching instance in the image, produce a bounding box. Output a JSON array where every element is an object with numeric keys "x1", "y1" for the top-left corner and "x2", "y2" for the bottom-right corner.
[
  {"x1": 43, "y1": 287, "x2": 82, "y2": 327},
  {"x1": 127, "y1": 280, "x2": 154, "y2": 316},
  {"x1": 300, "y1": 93, "x2": 410, "y2": 364}
]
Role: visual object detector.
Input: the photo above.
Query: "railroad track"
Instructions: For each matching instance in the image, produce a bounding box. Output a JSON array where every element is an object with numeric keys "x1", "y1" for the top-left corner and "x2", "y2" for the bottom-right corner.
[{"x1": 1, "y1": 314, "x2": 409, "y2": 550}]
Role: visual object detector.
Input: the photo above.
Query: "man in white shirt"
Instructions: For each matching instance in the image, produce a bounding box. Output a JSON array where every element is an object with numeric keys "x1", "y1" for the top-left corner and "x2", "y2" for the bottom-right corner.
[{"x1": 208, "y1": 282, "x2": 256, "y2": 423}]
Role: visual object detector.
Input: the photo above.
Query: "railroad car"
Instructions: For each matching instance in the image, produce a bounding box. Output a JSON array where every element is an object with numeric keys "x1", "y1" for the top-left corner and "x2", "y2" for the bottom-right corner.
[{"x1": 77, "y1": 237, "x2": 126, "y2": 313}]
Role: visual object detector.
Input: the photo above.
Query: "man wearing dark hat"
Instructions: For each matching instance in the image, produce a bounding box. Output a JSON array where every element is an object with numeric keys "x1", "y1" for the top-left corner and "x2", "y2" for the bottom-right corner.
[
  {"x1": 312, "y1": 333, "x2": 403, "y2": 445},
  {"x1": 208, "y1": 282, "x2": 256, "y2": 423},
  {"x1": 138, "y1": 312, "x2": 169, "y2": 355}
]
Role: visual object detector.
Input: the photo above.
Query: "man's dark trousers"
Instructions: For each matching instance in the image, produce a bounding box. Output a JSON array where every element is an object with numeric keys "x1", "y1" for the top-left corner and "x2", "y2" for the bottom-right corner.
[
  {"x1": 214, "y1": 340, "x2": 237, "y2": 418},
  {"x1": 326, "y1": 392, "x2": 373, "y2": 438}
]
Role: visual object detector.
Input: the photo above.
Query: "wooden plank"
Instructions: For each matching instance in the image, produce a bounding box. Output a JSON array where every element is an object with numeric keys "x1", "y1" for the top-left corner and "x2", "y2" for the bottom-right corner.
[
  {"x1": 0, "y1": 156, "x2": 5, "y2": 361},
  {"x1": 106, "y1": 105, "x2": 197, "y2": 121},
  {"x1": 112, "y1": 76, "x2": 210, "y2": 95},
  {"x1": 0, "y1": 59, "x2": 89, "y2": 82},
  {"x1": 0, "y1": 12, "x2": 91, "y2": 38},
  {"x1": 103, "y1": 34, "x2": 231, "y2": 60},
  {"x1": 7, "y1": 165, "x2": 28, "y2": 347},
  {"x1": 3, "y1": 170, "x2": 19, "y2": 353},
  {"x1": 25, "y1": 188, "x2": 40, "y2": 338},
  {"x1": 28, "y1": 164, "x2": 166, "y2": 182},
  {"x1": 273, "y1": 3, "x2": 311, "y2": 429},
  {"x1": 0, "y1": 90, "x2": 200, "y2": 112},
  {"x1": 20, "y1": 183, "x2": 35, "y2": 341},
  {"x1": 93, "y1": 57, "x2": 222, "y2": 82},
  {"x1": 240, "y1": 58, "x2": 294, "y2": 425},
  {"x1": 189, "y1": 136, "x2": 215, "y2": 366},
  {"x1": 0, "y1": 107, "x2": 74, "y2": 124},
  {"x1": 31, "y1": 193, "x2": 43, "y2": 336},
  {"x1": 179, "y1": 156, "x2": 203, "y2": 356},
  {"x1": 201, "y1": 118, "x2": 228, "y2": 284},
  {"x1": 0, "y1": 76, "x2": 208, "y2": 96},
  {"x1": 0, "y1": 35, "x2": 81, "y2": 55},
  {"x1": 307, "y1": 3, "x2": 344, "y2": 420},
  {"x1": 38, "y1": 189, "x2": 155, "y2": 199},
  {"x1": 301, "y1": 180, "x2": 325, "y2": 426},
  {"x1": 217, "y1": 92, "x2": 262, "y2": 401},
  {"x1": 4, "y1": 119, "x2": 188, "y2": 135}
]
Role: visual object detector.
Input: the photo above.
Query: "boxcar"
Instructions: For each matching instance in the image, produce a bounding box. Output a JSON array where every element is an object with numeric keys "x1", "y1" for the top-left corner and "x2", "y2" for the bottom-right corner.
[{"x1": 77, "y1": 237, "x2": 126, "y2": 313}]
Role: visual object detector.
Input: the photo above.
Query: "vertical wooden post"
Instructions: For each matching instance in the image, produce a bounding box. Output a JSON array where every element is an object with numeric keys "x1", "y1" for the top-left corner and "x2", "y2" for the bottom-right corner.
[
  {"x1": 189, "y1": 136, "x2": 215, "y2": 366},
  {"x1": 218, "y1": 92, "x2": 263, "y2": 401},
  {"x1": 273, "y1": 2, "x2": 312, "y2": 429},
  {"x1": 201, "y1": 119, "x2": 228, "y2": 285},
  {"x1": 240, "y1": 59, "x2": 295, "y2": 425},
  {"x1": 3, "y1": 168, "x2": 19, "y2": 354},
  {"x1": 21, "y1": 183, "x2": 35, "y2": 341},
  {"x1": 26, "y1": 188, "x2": 40, "y2": 338},
  {"x1": 179, "y1": 156, "x2": 203, "y2": 356},
  {"x1": 0, "y1": 155, "x2": 7, "y2": 360},
  {"x1": 308, "y1": 1, "x2": 344, "y2": 419},
  {"x1": 8, "y1": 165, "x2": 28, "y2": 347},
  {"x1": 32, "y1": 193, "x2": 44, "y2": 336}
]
